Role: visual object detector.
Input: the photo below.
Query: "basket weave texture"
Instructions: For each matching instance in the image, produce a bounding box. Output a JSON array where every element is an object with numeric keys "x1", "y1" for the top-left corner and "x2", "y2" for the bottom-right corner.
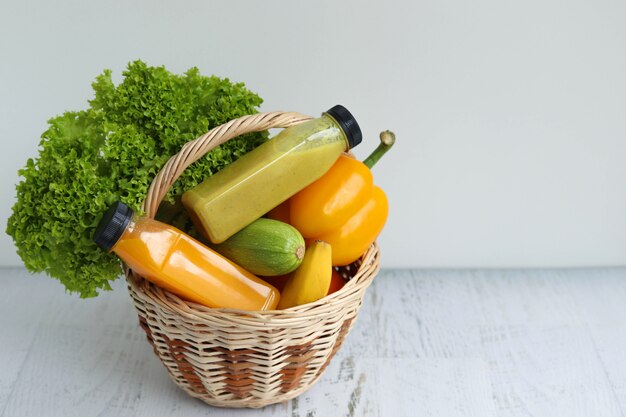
[{"x1": 125, "y1": 111, "x2": 381, "y2": 408}]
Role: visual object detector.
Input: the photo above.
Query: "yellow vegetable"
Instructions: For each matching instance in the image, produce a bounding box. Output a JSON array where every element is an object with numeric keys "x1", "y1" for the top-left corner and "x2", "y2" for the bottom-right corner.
[{"x1": 277, "y1": 240, "x2": 332, "y2": 309}]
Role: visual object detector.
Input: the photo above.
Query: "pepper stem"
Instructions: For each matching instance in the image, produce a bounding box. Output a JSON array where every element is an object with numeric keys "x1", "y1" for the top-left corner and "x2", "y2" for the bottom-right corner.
[{"x1": 363, "y1": 130, "x2": 396, "y2": 169}]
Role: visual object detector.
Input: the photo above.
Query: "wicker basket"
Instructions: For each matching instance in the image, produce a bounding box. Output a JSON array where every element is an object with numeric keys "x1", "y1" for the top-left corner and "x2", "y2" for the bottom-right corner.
[{"x1": 125, "y1": 111, "x2": 381, "y2": 408}]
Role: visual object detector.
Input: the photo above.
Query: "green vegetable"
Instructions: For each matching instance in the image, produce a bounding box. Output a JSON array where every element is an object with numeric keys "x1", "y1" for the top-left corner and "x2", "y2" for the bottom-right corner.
[
  {"x1": 211, "y1": 218, "x2": 305, "y2": 276},
  {"x1": 6, "y1": 61, "x2": 268, "y2": 297}
]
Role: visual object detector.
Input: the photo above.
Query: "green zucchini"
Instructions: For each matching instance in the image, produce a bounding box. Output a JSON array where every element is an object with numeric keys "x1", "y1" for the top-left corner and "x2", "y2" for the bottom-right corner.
[{"x1": 212, "y1": 218, "x2": 305, "y2": 276}]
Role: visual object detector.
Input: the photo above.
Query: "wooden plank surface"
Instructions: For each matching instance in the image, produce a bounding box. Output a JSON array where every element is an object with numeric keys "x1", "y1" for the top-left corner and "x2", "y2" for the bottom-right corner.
[{"x1": 1, "y1": 267, "x2": 625, "y2": 417}]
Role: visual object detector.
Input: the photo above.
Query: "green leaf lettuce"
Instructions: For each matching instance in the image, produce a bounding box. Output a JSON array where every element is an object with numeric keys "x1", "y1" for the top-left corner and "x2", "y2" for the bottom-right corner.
[{"x1": 6, "y1": 61, "x2": 268, "y2": 297}]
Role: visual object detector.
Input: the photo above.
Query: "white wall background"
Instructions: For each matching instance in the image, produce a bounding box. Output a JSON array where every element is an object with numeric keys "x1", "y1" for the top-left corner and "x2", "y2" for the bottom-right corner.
[{"x1": 1, "y1": 0, "x2": 625, "y2": 269}]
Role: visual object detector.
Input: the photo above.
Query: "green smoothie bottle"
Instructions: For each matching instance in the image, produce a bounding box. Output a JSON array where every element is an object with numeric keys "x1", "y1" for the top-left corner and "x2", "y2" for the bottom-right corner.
[{"x1": 182, "y1": 105, "x2": 362, "y2": 243}]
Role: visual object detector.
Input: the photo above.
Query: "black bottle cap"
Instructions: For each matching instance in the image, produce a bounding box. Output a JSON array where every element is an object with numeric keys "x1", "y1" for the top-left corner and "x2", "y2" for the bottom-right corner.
[
  {"x1": 93, "y1": 202, "x2": 134, "y2": 251},
  {"x1": 325, "y1": 105, "x2": 362, "y2": 149}
]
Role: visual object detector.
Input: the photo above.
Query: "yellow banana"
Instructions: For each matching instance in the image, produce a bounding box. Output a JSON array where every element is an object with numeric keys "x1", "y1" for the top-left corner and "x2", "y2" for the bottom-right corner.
[{"x1": 277, "y1": 240, "x2": 332, "y2": 309}]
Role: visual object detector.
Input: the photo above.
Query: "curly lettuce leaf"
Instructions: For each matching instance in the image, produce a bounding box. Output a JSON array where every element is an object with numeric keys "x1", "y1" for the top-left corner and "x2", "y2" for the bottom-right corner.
[{"x1": 6, "y1": 61, "x2": 267, "y2": 297}]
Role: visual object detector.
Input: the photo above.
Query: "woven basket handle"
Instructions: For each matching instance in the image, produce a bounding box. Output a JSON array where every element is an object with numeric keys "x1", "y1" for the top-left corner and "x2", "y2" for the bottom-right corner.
[{"x1": 142, "y1": 111, "x2": 313, "y2": 218}]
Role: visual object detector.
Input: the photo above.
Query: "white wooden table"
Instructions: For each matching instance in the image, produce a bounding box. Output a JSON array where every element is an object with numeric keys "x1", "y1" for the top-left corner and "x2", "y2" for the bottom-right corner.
[{"x1": 1, "y1": 267, "x2": 625, "y2": 417}]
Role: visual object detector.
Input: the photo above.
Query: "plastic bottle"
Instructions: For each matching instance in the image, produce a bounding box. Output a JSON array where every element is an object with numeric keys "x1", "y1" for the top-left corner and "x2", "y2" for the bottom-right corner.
[
  {"x1": 182, "y1": 105, "x2": 362, "y2": 244},
  {"x1": 93, "y1": 202, "x2": 279, "y2": 310}
]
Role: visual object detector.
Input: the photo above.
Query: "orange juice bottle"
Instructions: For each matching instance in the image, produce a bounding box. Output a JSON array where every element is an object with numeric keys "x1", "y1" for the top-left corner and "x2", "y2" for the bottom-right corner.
[{"x1": 93, "y1": 202, "x2": 279, "y2": 310}]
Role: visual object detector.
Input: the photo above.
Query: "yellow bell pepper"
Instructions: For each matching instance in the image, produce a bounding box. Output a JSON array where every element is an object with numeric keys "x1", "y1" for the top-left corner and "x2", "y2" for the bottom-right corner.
[
  {"x1": 290, "y1": 155, "x2": 373, "y2": 237},
  {"x1": 315, "y1": 185, "x2": 388, "y2": 266},
  {"x1": 289, "y1": 131, "x2": 395, "y2": 266}
]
